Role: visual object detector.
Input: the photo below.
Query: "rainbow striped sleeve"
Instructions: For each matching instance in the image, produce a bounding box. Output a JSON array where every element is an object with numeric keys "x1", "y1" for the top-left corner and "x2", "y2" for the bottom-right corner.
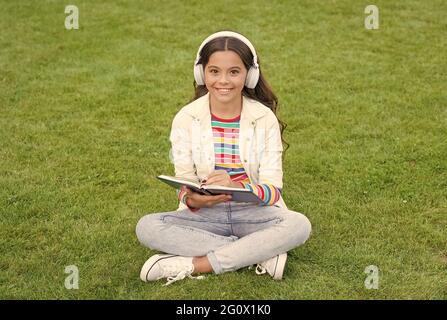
[{"x1": 238, "y1": 182, "x2": 282, "y2": 206}]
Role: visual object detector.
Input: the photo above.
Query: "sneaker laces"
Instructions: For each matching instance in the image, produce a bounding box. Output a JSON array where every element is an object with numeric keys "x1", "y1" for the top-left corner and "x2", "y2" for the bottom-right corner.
[
  {"x1": 255, "y1": 264, "x2": 267, "y2": 275},
  {"x1": 164, "y1": 270, "x2": 205, "y2": 286},
  {"x1": 162, "y1": 264, "x2": 205, "y2": 286}
]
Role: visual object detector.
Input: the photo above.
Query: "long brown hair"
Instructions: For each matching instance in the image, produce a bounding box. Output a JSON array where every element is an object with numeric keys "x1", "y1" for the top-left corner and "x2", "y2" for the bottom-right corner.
[{"x1": 191, "y1": 36, "x2": 290, "y2": 156}]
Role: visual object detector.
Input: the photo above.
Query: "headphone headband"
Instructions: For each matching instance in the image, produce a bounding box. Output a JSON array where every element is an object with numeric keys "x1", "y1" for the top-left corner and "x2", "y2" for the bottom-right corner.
[{"x1": 194, "y1": 31, "x2": 259, "y2": 68}]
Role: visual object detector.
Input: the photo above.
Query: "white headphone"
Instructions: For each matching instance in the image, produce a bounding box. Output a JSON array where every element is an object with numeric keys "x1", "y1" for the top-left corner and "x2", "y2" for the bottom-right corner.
[{"x1": 193, "y1": 31, "x2": 260, "y2": 89}]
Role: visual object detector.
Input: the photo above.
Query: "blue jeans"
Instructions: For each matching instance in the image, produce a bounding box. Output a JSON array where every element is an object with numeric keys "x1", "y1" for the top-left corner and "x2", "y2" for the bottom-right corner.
[{"x1": 136, "y1": 201, "x2": 311, "y2": 274}]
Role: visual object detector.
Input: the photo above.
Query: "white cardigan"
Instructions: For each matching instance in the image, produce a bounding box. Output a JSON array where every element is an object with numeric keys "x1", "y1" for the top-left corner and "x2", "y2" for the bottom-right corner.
[{"x1": 169, "y1": 93, "x2": 288, "y2": 210}]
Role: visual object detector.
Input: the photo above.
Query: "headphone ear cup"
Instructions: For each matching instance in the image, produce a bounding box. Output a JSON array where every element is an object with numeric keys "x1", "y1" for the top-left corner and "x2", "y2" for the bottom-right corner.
[
  {"x1": 194, "y1": 64, "x2": 205, "y2": 86},
  {"x1": 245, "y1": 67, "x2": 260, "y2": 89}
]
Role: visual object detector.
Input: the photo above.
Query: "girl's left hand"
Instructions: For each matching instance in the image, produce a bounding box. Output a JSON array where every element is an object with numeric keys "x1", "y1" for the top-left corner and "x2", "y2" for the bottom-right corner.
[{"x1": 203, "y1": 170, "x2": 240, "y2": 188}]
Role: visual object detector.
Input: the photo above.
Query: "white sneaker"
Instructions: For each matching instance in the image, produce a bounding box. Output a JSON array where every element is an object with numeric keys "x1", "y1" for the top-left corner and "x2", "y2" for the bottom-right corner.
[
  {"x1": 140, "y1": 254, "x2": 204, "y2": 286},
  {"x1": 255, "y1": 253, "x2": 287, "y2": 280}
]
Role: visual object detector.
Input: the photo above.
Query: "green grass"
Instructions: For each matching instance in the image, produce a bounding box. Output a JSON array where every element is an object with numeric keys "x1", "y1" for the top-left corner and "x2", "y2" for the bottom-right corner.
[{"x1": 1, "y1": 0, "x2": 446, "y2": 299}]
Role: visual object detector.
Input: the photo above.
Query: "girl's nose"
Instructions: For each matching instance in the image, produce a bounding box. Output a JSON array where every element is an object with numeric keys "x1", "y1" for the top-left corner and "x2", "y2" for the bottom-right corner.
[{"x1": 218, "y1": 74, "x2": 230, "y2": 84}]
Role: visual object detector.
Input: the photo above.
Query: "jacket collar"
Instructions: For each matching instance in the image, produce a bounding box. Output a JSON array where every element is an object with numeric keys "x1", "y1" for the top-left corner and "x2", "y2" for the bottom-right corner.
[{"x1": 183, "y1": 92, "x2": 267, "y2": 122}]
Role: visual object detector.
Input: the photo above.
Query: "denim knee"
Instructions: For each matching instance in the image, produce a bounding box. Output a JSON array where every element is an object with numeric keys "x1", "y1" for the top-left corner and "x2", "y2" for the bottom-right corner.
[
  {"x1": 135, "y1": 214, "x2": 162, "y2": 249},
  {"x1": 286, "y1": 212, "x2": 312, "y2": 248}
]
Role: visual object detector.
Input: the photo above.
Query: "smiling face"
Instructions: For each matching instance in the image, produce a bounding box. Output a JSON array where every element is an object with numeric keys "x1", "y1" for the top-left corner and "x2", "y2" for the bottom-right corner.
[{"x1": 204, "y1": 50, "x2": 248, "y2": 107}]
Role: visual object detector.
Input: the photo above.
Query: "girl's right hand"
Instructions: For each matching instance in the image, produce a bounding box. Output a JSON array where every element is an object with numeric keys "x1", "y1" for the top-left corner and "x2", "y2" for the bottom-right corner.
[{"x1": 183, "y1": 187, "x2": 232, "y2": 208}]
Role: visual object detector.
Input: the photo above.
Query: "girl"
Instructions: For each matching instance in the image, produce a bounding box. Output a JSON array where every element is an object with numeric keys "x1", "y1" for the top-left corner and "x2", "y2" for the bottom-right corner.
[{"x1": 136, "y1": 31, "x2": 311, "y2": 286}]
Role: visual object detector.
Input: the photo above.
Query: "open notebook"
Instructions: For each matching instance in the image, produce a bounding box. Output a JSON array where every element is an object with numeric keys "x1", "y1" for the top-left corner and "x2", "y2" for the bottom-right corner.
[{"x1": 156, "y1": 175, "x2": 263, "y2": 204}]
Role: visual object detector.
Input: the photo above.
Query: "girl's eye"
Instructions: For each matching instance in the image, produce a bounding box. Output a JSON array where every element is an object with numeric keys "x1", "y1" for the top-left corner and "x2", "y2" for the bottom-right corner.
[
  {"x1": 230, "y1": 70, "x2": 239, "y2": 75},
  {"x1": 209, "y1": 69, "x2": 218, "y2": 74}
]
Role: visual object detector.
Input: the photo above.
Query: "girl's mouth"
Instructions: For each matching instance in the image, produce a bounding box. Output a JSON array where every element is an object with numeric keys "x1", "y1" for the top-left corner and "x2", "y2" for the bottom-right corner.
[{"x1": 215, "y1": 88, "x2": 233, "y2": 94}]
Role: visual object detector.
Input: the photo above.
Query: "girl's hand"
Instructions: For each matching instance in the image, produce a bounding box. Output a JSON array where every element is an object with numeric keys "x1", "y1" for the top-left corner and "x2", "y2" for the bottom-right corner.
[
  {"x1": 183, "y1": 186, "x2": 232, "y2": 208},
  {"x1": 203, "y1": 170, "x2": 241, "y2": 188}
]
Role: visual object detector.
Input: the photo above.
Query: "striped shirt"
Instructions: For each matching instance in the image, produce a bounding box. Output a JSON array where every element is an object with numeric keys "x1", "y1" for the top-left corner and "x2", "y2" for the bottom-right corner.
[{"x1": 178, "y1": 113, "x2": 282, "y2": 209}]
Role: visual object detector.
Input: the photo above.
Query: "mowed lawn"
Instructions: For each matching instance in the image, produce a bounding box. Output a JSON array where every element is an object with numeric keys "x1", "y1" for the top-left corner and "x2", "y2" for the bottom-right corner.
[{"x1": 0, "y1": 0, "x2": 446, "y2": 299}]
